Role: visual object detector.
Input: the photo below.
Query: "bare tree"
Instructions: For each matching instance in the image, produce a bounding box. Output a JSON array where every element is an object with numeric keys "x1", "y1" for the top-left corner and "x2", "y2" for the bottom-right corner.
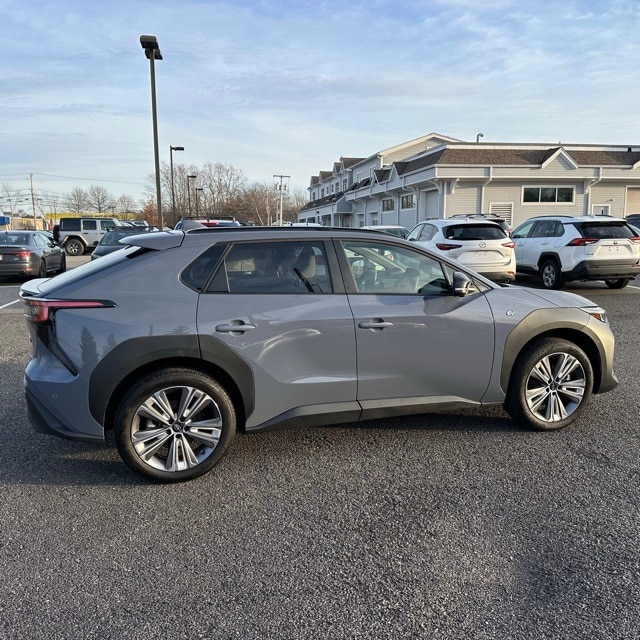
[
  {"x1": 1, "y1": 183, "x2": 24, "y2": 214},
  {"x1": 231, "y1": 182, "x2": 278, "y2": 225},
  {"x1": 115, "y1": 194, "x2": 139, "y2": 219},
  {"x1": 65, "y1": 187, "x2": 88, "y2": 214},
  {"x1": 199, "y1": 162, "x2": 246, "y2": 218},
  {"x1": 284, "y1": 186, "x2": 309, "y2": 223},
  {"x1": 86, "y1": 185, "x2": 114, "y2": 213}
]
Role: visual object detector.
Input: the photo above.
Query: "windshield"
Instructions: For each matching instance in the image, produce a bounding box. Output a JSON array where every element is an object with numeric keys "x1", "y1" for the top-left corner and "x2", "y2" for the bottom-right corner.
[{"x1": 578, "y1": 222, "x2": 636, "y2": 239}]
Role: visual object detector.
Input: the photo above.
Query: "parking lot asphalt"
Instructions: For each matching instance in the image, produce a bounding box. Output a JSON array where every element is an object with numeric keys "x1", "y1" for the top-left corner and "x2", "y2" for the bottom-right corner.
[{"x1": 0, "y1": 269, "x2": 639, "y2": 639}]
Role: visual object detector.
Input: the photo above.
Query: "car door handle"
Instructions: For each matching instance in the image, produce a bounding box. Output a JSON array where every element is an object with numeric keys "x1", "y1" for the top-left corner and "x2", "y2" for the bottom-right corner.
[
  {"x1": 215, "y1": 322, "x2": 257, "y2": 333},
  {"x1": 358, "y1": 319, "x2": 393, "y2": 330}
]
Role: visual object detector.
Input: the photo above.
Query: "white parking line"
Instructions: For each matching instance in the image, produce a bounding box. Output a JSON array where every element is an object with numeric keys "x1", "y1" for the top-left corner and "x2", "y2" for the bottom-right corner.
[
  {"x1": 628, "y1": 285, "x2": 640, "y2": 290},
  {"x1": 0, "y1": 299, "x2": 19, "y2": 309}
]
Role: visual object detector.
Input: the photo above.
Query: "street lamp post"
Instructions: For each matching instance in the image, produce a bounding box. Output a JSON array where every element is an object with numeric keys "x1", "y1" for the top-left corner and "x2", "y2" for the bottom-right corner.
[
  {"x1": 187, "y1": 175, "x2": 197, "y2": 216},
  {"x1": 195, "y1": 187, "x2": 203, "y2": 217},
  {"x1": 140, "y1": 35, "x2": 164, "y2": 229},
  {"x1": 169, "y1": 145, "x2": 184, "y2": 227}
]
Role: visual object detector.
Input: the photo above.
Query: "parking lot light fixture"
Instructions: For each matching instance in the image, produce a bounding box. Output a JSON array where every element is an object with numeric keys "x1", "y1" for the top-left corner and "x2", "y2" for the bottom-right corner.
[
  {"x1": 140, "y1": 35, "x2": 164, "y2": 229},
  {"x1": 187, "y1": 175, "x2": 197, "y2": 216},
  {"x1": 169, "y1": 146, "x2": 184, "y2": 227}
]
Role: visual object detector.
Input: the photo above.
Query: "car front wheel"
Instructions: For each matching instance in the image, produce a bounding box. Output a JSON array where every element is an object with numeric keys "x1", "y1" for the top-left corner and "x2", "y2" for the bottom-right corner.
[
  {"x1": 539, "y1": 259, "x2": 563, "y2": 289},
  {"x1": 114, "y1": 368, "x2": 236, "y2": 482},
  {"x1": 604, "y1": 278, "x2": 630, "y2": 289},
  {"x1": 505, "y1": 338, "x2": 593, "y2": 431}
]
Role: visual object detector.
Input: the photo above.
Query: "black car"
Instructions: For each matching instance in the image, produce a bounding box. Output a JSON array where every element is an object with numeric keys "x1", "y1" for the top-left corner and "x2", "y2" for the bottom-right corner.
[
  {"x1": 0, "y1": 230, "x2": 66, "y2": 278},
  {"x1": 90, "y1": 229, "x2": 151, "y2": 260}
]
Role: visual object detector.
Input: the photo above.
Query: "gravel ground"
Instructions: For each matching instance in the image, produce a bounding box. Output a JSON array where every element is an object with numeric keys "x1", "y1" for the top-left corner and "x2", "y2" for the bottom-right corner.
[{"x1": 0, "y1": 287, "x2": 638, "y2": 640}]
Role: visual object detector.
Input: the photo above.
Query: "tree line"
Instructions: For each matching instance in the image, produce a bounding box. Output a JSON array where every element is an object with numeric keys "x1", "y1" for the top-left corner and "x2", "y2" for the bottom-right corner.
[{"x1": 1, "y1": 162, "x2": 308, "y2": 228}]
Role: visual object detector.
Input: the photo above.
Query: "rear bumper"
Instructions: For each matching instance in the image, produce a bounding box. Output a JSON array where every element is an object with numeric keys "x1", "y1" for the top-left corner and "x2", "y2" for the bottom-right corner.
[
  {"x1": 564, "y1": 259, "x2": 640, "y2": 282},
  {"x1": 25, "y1": 386, "x2": 104, "y2": 443}
]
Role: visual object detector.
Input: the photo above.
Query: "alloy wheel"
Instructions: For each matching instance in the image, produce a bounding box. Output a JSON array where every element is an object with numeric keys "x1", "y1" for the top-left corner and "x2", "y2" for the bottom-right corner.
[
  {"x1": 525, "y1": 352, "x2": 586, "y2": 423},
  {"x1": 130, "y1": 385, "x2": 222, "y2": 472}
]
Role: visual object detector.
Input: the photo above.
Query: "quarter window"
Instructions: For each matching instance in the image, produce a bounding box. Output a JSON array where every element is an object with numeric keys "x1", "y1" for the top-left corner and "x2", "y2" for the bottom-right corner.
[{"x1": 523, "y1": 187, "x2": 574, "y2": 204}]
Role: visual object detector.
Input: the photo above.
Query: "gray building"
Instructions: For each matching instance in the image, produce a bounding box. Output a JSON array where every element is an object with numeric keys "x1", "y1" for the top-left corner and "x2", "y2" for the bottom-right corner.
[{"x1": 298, "y1": 133, "x2": 640, "y2": 229}]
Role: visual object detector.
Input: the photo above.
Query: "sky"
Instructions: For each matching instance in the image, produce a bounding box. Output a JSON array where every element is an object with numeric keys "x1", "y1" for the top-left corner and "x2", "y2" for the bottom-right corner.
[{"x1": 2, "y1": 0, "x2": 640, "y2": 209}]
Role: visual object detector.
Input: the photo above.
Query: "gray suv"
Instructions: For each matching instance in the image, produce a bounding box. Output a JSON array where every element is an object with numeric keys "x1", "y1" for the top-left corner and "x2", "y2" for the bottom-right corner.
[{"x1": 20, "y1": 227, "x2": 618, "y2": 482}]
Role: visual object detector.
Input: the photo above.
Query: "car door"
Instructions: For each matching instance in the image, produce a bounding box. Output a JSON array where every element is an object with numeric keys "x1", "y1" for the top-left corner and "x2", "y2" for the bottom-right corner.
[
  {"x1": 336, "y1": 238, "x2": 495, "y2": 413},
  {"x1": 34, "y1": 233, "x2": 60, "y2": 269},
  {"x1": 195, "y1": 239, "x2": 358, "y2": 430},
  {"x1": 512, "y1": 219, "x2": 537, "y2": 267}
]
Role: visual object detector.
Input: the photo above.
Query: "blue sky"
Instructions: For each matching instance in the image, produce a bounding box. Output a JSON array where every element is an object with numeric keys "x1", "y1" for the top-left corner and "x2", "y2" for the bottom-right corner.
[{"x1": 2, "y1": 0, "x2": 640, "y2": 206}]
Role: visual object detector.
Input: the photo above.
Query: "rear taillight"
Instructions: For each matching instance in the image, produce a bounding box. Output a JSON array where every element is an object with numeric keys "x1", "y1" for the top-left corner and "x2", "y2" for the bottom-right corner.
[
  {"x1": 22, "y1": 298, "x2": 115, "y2": 324},
  {"x1": 630, "y1": 236, "x2": 640, "y2": 243},
  {"x1": 436, "y1": 243, "x2": 463, "y2": 251},
  {"x1": 501, "y1": 241, "x2": 515, "y2": 249},
  {"x1": 12, "y1": 251, "x2": 32, "y2": 259},
  {"x1": 566, "y1": 238, "x2": 599, "y2": 246}
]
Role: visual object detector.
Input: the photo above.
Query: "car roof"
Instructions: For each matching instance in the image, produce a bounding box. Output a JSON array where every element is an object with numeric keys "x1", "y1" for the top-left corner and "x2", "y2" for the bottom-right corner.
[
  {"x1": 420, "y1": 219, "x2": 503, "y2": 227},
  {"x1": 121, "y1": 225, "x2": 416, "y2": 252},
  {"x1": 517, "y1": 215, "x2": 629, "y2": 223}
]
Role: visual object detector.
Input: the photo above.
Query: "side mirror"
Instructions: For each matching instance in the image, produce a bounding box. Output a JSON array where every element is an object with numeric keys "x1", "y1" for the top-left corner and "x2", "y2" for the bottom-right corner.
[{"x1": 452, "y1": 271, "x2": 472, "y2": 296}]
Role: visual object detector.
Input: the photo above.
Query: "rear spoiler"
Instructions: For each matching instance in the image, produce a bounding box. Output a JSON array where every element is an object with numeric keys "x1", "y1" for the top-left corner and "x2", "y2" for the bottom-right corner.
[{"x1": 119, "y1": 230, "x2": 185, "y2": 250}]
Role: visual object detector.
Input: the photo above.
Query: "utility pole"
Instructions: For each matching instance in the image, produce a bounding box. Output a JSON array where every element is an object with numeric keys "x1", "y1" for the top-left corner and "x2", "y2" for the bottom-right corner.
[{"x1": 273, "y1": 174, "x2": 290, "y2": 226}]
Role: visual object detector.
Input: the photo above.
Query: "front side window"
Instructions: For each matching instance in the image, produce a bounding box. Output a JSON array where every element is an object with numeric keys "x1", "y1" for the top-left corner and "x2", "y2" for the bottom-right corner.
[
  {"x1": 341, "y1": 240, "x2": 451, "y2": 295},
  {"x1": 209, "y1": 241, "x2": 332, "y2": 294},
  {"x1": 523, "y1": 186, "x2": 574, "y2": 204}
]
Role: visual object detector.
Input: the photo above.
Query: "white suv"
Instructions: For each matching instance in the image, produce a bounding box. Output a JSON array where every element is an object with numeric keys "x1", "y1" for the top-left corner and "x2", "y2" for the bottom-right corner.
[
  {"x1": 407, "y1": 218, "x2": 516, "y2": 283},
  {"x1": 511, "y1": 215, "x2": 640, "y2": 289}
]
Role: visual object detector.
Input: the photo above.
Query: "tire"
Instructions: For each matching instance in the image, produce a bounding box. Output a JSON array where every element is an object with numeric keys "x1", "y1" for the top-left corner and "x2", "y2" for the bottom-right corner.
[
  {"x1": 539, "y1": 259, "x2": 563, "y2": 289},
  {"x1": 57, "y1": 254, "x2": 67, "y2": 274},
  {"x1": 604, "y1": 278, "x2": 630, "y2": 289},
  {"x1": 114, "y1": 368, "x2": 236, "y2": 483},
  {"x1": 38, "y1": 260, "x2": 47, "y2": 278},
  {"x1": 64, "y1": 238, "x2": 85, "y2": 256},
  {"x1": 505, "y1": 338, "x2": 593, "y2": 431}
]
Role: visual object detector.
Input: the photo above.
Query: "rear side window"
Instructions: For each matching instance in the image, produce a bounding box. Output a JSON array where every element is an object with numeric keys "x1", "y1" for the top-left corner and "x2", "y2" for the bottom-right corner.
[
  {"x1": 577, "y1": 223, "x2": 635, "y2": 239},
  {"x1": 207, "y1": 240, "x2": 332, "y2": 294},
  {"x1": 60, "y1": 219, "x2": 80, "y2": 231},
  {"x1": 444, "y1": 224, "x2": 506, "y2": 240}
]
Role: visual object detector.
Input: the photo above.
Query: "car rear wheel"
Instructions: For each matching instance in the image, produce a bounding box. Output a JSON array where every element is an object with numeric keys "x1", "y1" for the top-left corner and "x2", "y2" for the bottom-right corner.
[
  {"x1": 114, "y1": 368, "x2": 236, "y2": 483},
  {"x1": 604, "y1": 278, "x2": 630, "y2": 289},
  {"x1": 539, "y1": 259, "x2": 563, "y2": 289},
  {"x1": 57, "y1": 255, "x2": 67, "y2": 274},
  {"x1": 505, "y1": 338, "x2": 593, "y2": 431},
  {"x1": 64, "y1": 239, "x2": 84, "y2": 256},
  {"x1": 38, "y1": 260, "x2": 47, "y2": 278}
]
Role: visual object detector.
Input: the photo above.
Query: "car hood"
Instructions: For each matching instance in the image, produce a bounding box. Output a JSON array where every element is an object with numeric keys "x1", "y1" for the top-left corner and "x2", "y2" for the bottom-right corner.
[{"x1": 512, "y1": 286, "x2": 598, "y2": 309}]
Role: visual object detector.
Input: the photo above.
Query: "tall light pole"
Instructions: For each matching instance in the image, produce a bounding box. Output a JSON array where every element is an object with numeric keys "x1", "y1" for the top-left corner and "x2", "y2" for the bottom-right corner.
[
  {"x1": 169, "y1": 145, "x2": 184, "y2": 227},
  {"x1": 187, "y1": 174, "x2": 197, "y2": 216},
  {"x1": 195, "y1": 187, "x2": 203, "y2": 217},
  {"x1": 140, "y1": 35, "x2": 163, "y2": 229},
  {"x1": 273, "y1": 174, "x2": 290, "y2": 226}
]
